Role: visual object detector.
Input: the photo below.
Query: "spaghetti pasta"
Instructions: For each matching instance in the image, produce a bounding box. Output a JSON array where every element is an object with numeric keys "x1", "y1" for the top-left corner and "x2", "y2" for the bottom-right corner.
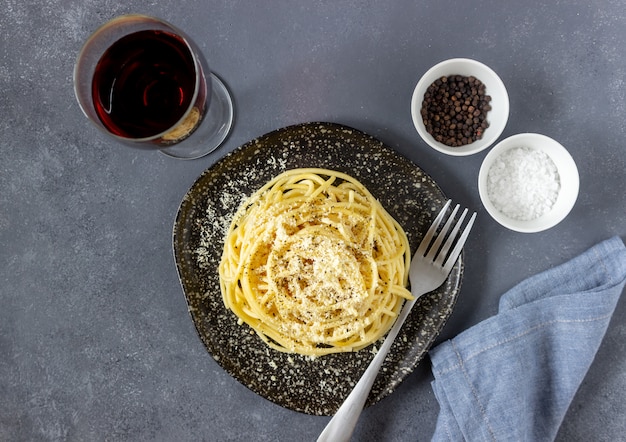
[{"x1": 218, "y1": 168, "x2": 413, "y2": 356}]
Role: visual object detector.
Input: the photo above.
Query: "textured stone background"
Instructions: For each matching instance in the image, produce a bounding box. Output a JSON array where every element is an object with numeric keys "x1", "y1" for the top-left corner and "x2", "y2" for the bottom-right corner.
[{"x1": 1, "y1": 1, "x2": 625, "y2": 440}]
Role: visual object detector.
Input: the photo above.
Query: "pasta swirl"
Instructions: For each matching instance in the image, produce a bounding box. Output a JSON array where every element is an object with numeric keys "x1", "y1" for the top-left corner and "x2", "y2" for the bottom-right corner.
[{"x1": 219, "y1": 168, "x2": 412, "y2": 356}]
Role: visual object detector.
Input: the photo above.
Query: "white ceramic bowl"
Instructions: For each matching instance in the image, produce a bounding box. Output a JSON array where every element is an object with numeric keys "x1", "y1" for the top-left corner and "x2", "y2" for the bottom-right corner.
[
  {"x1": 411, "y1": 58, "x2": 509, "y2": 156},
  {"x1": 478, "y1": 133, "x2": 579, "y2": 233}
]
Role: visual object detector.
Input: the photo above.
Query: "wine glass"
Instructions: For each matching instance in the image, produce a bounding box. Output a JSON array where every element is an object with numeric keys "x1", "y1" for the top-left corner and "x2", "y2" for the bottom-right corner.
[{"x1": 73, "y1": 14, "x2": 233, "y2": 159}]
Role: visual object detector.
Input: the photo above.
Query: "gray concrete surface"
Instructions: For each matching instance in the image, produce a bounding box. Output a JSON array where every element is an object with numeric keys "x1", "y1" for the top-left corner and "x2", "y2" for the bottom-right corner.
[{"x1": 1, "y1": 1, "x2": 625, "y2": 441}]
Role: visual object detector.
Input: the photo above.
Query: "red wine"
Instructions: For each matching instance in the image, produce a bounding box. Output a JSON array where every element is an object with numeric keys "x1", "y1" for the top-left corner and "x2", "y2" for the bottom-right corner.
[{"x1": 92, "y1": 30, "x2": 203, "y2": 139}]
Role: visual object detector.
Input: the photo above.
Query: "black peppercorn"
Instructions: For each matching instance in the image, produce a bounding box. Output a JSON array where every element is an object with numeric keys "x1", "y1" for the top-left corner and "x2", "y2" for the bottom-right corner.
[{"x1": 420, "y1": 75, "x2": 492, "y2": 147}]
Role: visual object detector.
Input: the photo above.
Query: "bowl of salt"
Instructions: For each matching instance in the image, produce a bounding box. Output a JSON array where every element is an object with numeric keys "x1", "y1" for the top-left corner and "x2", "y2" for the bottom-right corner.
[{"x1": 478, "y1": 133, "x2": 579, "y2": 233}]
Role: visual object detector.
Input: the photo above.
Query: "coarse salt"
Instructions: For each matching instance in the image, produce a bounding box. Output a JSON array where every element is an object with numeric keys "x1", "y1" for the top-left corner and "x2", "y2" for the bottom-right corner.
[{"x1": 486, "y1": 146, "x2": 560, "y2": 221}]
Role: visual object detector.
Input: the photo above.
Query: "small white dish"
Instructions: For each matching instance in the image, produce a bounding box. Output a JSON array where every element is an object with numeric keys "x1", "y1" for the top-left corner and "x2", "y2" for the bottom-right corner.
[
  {"x1": 478, "y1": 133, "x2": 579, "y2": 233},
  {"x1": 411, "y1": 58, "x2": 509, "y2": 156}
]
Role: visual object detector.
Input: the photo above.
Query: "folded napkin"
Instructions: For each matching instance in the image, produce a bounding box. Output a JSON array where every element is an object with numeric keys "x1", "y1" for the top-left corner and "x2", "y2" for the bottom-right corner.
[{"x1": 429, "y1": 236, "x2": 626, "y2": 442}]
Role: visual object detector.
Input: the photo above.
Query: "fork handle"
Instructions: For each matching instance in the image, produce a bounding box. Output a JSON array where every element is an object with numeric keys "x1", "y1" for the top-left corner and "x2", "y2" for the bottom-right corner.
[{"x1": 317, "y1": 296, "x2": 418, "y2": 442}]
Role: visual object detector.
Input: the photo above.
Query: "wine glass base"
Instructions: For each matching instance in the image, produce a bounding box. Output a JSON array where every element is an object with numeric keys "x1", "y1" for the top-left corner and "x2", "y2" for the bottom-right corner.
[{"x1": 159, "y1": 72, "x2": 234, "y2": 160}]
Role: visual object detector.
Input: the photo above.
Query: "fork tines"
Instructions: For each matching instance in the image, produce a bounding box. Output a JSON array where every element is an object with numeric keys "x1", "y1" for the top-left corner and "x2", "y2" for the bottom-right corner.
[{"x1": 417, "y1": 200, "x2": 476, "y2": 271}]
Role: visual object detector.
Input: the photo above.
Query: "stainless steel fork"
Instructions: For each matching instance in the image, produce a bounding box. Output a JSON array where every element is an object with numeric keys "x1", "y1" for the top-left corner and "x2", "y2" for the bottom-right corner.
[{"x1": 317, "y1": 200, "x2": 476, "y2": 442}]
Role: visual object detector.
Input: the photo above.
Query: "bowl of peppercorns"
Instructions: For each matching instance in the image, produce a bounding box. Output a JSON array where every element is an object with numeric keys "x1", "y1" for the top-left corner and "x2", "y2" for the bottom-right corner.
[{"x1": 411, "y1": 58, "x2": 509, "y2": 156}]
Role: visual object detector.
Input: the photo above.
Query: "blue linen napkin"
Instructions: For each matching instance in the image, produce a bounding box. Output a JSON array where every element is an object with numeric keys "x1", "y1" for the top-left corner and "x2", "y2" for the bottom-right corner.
[{"x1": 429, "y1": 236, "x2": 626, "y2": 442}]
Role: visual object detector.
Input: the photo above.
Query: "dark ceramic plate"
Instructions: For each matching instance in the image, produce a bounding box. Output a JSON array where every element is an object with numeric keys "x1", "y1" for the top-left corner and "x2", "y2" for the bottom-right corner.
[{"x1": 173, "y1": 122, "x2": 462, "y2": 416}]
